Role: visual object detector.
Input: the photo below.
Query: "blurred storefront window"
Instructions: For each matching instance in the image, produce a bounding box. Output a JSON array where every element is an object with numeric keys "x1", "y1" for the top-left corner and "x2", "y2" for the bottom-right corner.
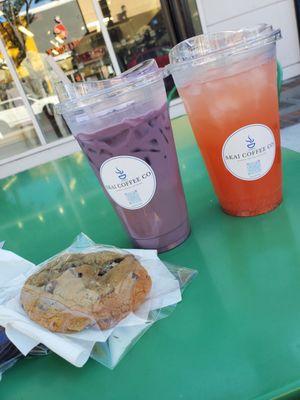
[
  {"x1": 0, "y1": 0, "x2": 116, "y2": 145},
  {"x1": 28, "y1": 0, "x2": 115, "y2": 82},
  {"x1": 0, "y1": 0, "x2": 202, "y2": 165},
  {"x1": 103, "y1": 0, "x2": 202, "y2": 93},
  {"x1": 0, "y1": 53, "x2": 40, "y2": 160},
  {"x1": 188, "y1": 0, "x2": 202, "y2": 35},
  {"x1": 105, "y1": 1, "x2": 202, "y2": 66},
  {"x1": 105, "y1": 1, "x2": 172, "y2": 70}
]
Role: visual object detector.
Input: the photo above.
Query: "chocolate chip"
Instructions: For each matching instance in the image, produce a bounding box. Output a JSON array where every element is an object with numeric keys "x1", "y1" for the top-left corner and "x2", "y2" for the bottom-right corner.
[
  {"x1": 38, "y1": 303, "x2": 48, "y2": 311},
  {"x1": 114, "y1": 258, "x2": 124, "y2": 264},
  {"x1": 78, "y1": 272, "x2": 83, "y2": 278},
  {"x1": 131, "y1": 272, "x2": 138, "y2": 280},
  {"x1": 144, "y1": 156, "x2": 151, "y2": 166},
  {"x1": 98, "y1": 257, "x2": 124, "y2": 277},
  {"x1": 45, "y1": 281, "x2": 57, "y2": 294}
]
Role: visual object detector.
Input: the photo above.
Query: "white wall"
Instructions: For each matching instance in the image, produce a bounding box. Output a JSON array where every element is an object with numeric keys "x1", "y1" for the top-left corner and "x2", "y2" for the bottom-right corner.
[{"x1": 197, "y1": 0, "x2": 300, "y2": 80}]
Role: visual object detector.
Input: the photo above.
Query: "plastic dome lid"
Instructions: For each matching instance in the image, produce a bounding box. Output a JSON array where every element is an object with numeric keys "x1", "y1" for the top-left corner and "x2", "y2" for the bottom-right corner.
[
  {"x1": 167, "y1": 24, "x2": 281, "y2": 71},
  {"x1": 55, "y1": 59, "x2": 162, "y2": 114}
]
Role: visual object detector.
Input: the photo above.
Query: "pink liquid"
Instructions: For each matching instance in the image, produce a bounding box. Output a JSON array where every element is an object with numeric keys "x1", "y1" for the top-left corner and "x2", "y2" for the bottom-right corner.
[
  {"x1": 180, "y1": 59, "x2": 282, "y2": 216},
  {"x1": 76, "y1": 104, "x2": 190, "y2": 251}
]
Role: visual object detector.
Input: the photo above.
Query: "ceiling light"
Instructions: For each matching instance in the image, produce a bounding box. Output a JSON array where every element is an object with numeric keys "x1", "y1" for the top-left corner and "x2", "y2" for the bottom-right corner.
[
  {"x1": 87, "y1": 21, "x2": 100, "y2": 28},
  {"x1": 18, "y1": 26, "x2": 34, "y2": 37}
]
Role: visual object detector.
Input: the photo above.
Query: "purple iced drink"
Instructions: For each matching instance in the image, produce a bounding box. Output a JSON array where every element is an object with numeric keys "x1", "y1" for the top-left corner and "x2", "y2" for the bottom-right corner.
[{"x1": 76, "y1": 103, "x2": 190, "y2": 252}]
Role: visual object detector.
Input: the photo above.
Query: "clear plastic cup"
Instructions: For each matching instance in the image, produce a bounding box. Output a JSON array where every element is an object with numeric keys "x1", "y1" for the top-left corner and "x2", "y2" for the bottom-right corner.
[
  {"x1": 55, "y1": 60, "x2": 190, "y2": 252},
  {"x1": 167, "y1": 24, "x2": 282, "y2": 216}
]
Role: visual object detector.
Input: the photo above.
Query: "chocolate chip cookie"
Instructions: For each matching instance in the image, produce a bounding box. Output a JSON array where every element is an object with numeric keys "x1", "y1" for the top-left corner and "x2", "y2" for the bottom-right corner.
[{"x1": 21, "y1": 251, "x2": 152, "y2": 333}]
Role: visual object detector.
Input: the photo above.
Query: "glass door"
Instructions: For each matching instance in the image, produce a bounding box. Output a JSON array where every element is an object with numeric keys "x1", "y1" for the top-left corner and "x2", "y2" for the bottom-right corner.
[
  {"x1": 97, "y1": 0, "x2": 202, "y2": 94},
  {"x1": 0, "y1": 0, "x2": 117, "y2": 144},
  {"x1": 0, "y1": 0, "x2": 203, "y2": 166},
  {"x1": 0, "y1": 52, "x2": 41, "y2": 160}
]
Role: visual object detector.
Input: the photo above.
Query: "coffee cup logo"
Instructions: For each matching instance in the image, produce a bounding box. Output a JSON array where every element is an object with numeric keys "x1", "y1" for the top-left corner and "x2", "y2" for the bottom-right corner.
[
  {"x1": 115, "y1": 168, "x2": 127, "y2": 180},
  {"x1": 222, "y1": 124, "x2": 275, "y2": 181},
  {"x1": 101, "y1": 156, "x2": 157, "y2": 210},
  {"x1": 246, "y1": 136, "x2": 255, "y2": 149}
]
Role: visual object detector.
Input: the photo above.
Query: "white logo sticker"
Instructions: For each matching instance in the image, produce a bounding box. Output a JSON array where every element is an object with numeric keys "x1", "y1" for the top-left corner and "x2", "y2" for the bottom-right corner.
[
  {"x1": 100, "y1": 156, "x2": 156, "y2": 210},
  {"x1": 222, "y1": 124, "x2": 276, "y2": 181}
]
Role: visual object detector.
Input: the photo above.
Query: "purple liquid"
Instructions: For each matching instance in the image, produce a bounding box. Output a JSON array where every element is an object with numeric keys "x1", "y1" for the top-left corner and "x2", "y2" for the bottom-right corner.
[{"x1": 76, "y1": 104, "x2": 190, "y2": 252}]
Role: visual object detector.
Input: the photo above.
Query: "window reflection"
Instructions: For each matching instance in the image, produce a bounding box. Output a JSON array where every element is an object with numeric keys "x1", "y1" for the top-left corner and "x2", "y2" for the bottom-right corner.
[
  {"x1": 0, "y1": 0, "x2": 202, "y2": 160},
  {"x1": 103, "y1": 0, "x2": 202, "y2": 95},
  {"x1": 105, "y1": 1, "x2": 172, "y2": 71},
  {"x1": 187, "y1": 0, "x2": 202, "y2": 35},
  {"x1": 0, "y1": 0, "x2": 116, "y2": 145},
  {"x1": 0, "y1": 54, "x2": 40, "y2": 160}
]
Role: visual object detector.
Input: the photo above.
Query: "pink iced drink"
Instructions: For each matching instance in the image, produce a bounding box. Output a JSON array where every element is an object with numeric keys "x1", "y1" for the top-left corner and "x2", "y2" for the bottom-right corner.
[{"x1": 76, "y1": 104, "x2": 190, "y2": 252}]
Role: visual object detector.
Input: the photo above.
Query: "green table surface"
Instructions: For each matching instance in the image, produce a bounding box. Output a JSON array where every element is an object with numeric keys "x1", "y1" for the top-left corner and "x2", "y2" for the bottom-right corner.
[{"x1": 1, "y1": 116, "x2": 300, "y2": 400}]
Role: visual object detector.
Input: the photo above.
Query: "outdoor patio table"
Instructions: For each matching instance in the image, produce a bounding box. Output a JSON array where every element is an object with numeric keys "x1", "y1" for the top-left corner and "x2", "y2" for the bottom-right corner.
[{"x1": 1, "y1": 116, "x2": 300, "y2": 400}]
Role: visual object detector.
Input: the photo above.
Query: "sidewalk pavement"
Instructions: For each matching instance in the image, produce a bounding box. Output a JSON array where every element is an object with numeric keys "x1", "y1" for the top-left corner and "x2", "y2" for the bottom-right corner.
[{"x1": 280, "y1": 75, "x2": 300, "y2": 152}]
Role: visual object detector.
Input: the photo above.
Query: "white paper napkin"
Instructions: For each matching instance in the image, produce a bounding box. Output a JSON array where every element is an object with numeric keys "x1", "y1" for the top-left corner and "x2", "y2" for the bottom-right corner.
[{"x1": 0, "y1": 248, "x2": 181, "y2": 367}]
